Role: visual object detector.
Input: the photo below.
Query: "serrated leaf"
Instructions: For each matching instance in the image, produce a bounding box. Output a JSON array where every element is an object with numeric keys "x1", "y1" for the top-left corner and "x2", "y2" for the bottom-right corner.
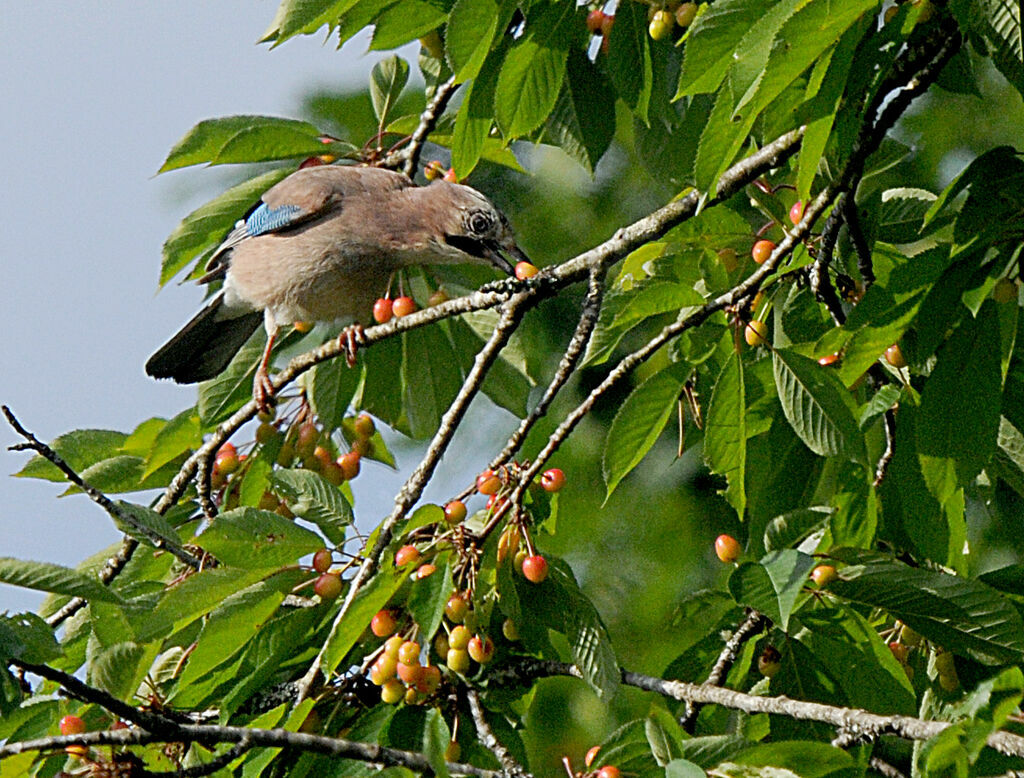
[
  {"x1": 991, "y1": 415, "x2": 1024, "y2": 497},
  {"x1": 159, "y1": 115, "x2": 328, "y2": 172},
  {"x1": 198, "y1": 330, "x2": 267, "y2": 426},
  {"x1": 728, "y1": 549, "x2": 816, "y2": 630},
  {"x1": 321, "y1": 567, "x2": 406, "y2": 675},
  {"x1": 704, "y1": 352, "x2": 746, "y2": 518},
  {"x1": 261, "y1": 0, "x2": 364, "y2": 44},
  {"x1": 828, "y1": 549, "x2": 1024, "y2": 664},
  {"x1": 403, "y1": 327, "x2": 465, "y2": 440},
  {"x1": 546, "y1": 49, "x2": 615, "y2": 173},
  {"x1": 196, "y1": 506, "x2": 325, "y2": 569},
  {"x1": 0, "y1": 613, "x2": 60, "y2": 664},
  {"x1": 451, "y1": 46, "x2": 504, "y2": 178},
  {"x1": 606, "y1": 0, "x2": 652, "y2": 122},
  {"x1": 271, "y1": 469, "x2": 353, "y2": 545},
  {"x1": 308, "y1": 358, "x2": 361, "y2": 433},
  {"x1": 113, "y1": 501, "x2": 182, "y2": 550},
  {"x1": 14, "y1": 429, "x2": 126, "y2": 482},
  {"x1": 370, "y1": 1, "x2": 447, "y2": 51},
  {"x1": 773, "y1": 348, "x2": 863, "y2": 459},
  {"x1": 549, "y1": 563, "x2": 619, "y2": 699},
  {"x1": 494, "y1": 2, "x2": 575, "y2": 137},
  {"x1": 764, "y1": 507, "x2": 831, "y2": 552},
  {"x1": 859, "y1": 384, "x2": 901, "y2": 430},
  {"x1": 445, "y1": 0, "x2": 502, "y2": 83},
  {"x1": 0, "y1": 558, "x2": 124, "y2": 603},
  {"x1": 142, "y1": 408, "x2": 201, "y2": 478},
  {"x1": 88, "y1": 641, "x2": 150, "y2": 700},
  {"x1": 603, "y1": 361, "x2": 689, "y2": 500},
  {"x1": 646, "y1": 709, "x2": 686, "y2": 766},
  {"x1": 876, "y1": 187, "x2": 937, "y2": 243},
  {"x1": 406, "y1": 556, "x2": 452, "y2": 643},
  {"x1": 369, "y1": 56, "x2": 410, "y2": 123}
]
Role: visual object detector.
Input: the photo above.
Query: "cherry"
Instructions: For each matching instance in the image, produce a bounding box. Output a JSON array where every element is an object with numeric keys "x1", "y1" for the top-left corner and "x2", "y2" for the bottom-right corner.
[
  {"x1": 424, "y1": 160, "x2": 446, "y2": 181},
  {"x1": 434, "y1": 632, "x2": 450, "y2": 658},
  {"x1": 398, "y1": 640, "x2": 421, "y2": 665},
  {"x1": 276, "y1": 442, "x2": 296, "y2": 466},
  {"x1": 586, "y1": 8, "x2": 606, "y2": 34},
  {"x1": 214, "y1": 442, "x2": 240, "y2": 475},
  {"x1": 370, "y1": 655, "x2": 398, "y2": 685},
  {"x1": 445, "y1": 594, "x2": 470, "y2": 623},
  {"x1": 744, "y1": 320, "x2": 768, "y2": 348},
  {"x1": 675, "y1": 2, "x2": 697, "y2": 26},
  {"x1": 384, "y1": 635, "x2": 404, "y2": 657},
  {"x1": 299, "y1": 156, "x2": 326, "y2": 169},
  {"x1": 449, "y1": 625, "x2": 471, "y2": 651},
  {"x1": 817, "y1": 353, "x2": 840, "y2": 367},
  {"x1": 295, "y1": 423, "x2": 319, "y2": 458},
  {"x1": 715, "y1": 534, "x2": 741, "y2": 563},
  {"x1": 789, "y1": 200, "x2": 804, "y2": 225},
  {"x1": 447, "y1": 648, "x2": 471, "y2": 673},
  {"x1": 352, "y1": 414, "x2": 375, "y2": 440},
  {"x1": 395, "y1": 545, "x2": 421, "y2": 567},
  {"x1": 884, "y1": 344, "x2": 907, "y2": 369},
  {"x1": 428, "y1": 288, "x2": 450, "y2": 306},
  {"x1": 393, "y1": 296, "x2": 417, "y2": 318},
  {"x1": 373, "y1": 297, "x2": 394, "y2": 324},
  {"x1": 416, "y1": 664, "x2": 442, "y2": 694},
  {"x1": 522, "y1": 555, "x2": 549, "y2": 583},
  {"x1": 444, "y1": 500, "x2": 467, "y2": 525},
  {"x1": 337, "y1": 451, "x2": 361, "y2": 480},
  {"x1": 810, "y1": 565, "x2": 837, "y2": 586},
  {"x1": 415, "y1": 563, "x2": 437, "y2": 580},
  {"x1": 352, "y1": 437, "x2": 375, "y2": 457},
  {"x1": 600, "y1": 14, "x2": 614, "y2": 37},
  {"x1": 312, "y1": 548, "x2": 333, "y2": 574},
  {"x1": 255, "y1": 422, "x2": 281, "y2": 446},
  {"x1": 60, "y1": 715, "x2": 86, "y2": 735},
  {"x1": 397, "y1": 661, "x2": 424, "y2": 685},
  {"x1": 467, "y1": 635, "x2": 495, "y2": 664},
  {"x1": 381, "y1": 678, "x2": 405, "y2": 704},
  {"x1": 476, "y1": 469, "x2": 502, "y2": 495},
  {"x1": 597, "y1": 767, "x2": 621, "y2": 778},
  {"x1": 515, "y1": 261, "x2": 539, "y2": 280},
  {"x1": 888, "y1": 641, "x2": 910, "y2": 664},
  {"x1": 314, "y1": 573, "x2": 342, "y2": 599},
  {"x1": 993, "y1": 278, "x2": 1018, "y2": 303},
  {"x1": 585, "y1": 746, "x2": 601, "y2": 768},
  {"x1": 751, "y1": 239, "x2": 776, "y2": 265},
  {"x1": 487, "y1": 493, "x2": 508, "y2": 512},
  {"x1": 111, "y1": 720, "x2": 129, "y2": 731},
  {"x1": 540, "y1": 468, "x2": 565, "y2": 492},
  {"x1": 276, "y1": 499, "x2": 295, "y2": 519},
  {"x1": 649, "y1": 9, "x2": 674, "y2": 40},
  {"x1": 445, "y1": 739, "x2": 462, "y2": 762},
  {"x1": 502, "y1": 618, "x2": 520, "y2": 641},
  {"x1": 717, "y1": 247, "x2": 739, "y2": 272},
  {"x1": 321, "y1": 460, "x2": 345, "y2": 485},
  {"x1": 371, "y1": 609, "x2": 398, "y2": 637},
  {"x1": 258, "y1": 491, "x2": 280, "y2": 511},
  {"x1": 758, "y1": 646, "x2": 782, "y2": 677},
  {"x1": 293, "y1": 320, "x2": 314, "y2": 333},
  {"x1": 900, "y1": 623, "x2": 923, "y2": 648}
]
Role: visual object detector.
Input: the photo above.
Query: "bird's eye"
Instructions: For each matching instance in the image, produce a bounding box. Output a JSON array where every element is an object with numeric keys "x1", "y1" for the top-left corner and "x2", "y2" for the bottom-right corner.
[{"x1": 468, "y1": 210, "x2": 494, "y2": 236}]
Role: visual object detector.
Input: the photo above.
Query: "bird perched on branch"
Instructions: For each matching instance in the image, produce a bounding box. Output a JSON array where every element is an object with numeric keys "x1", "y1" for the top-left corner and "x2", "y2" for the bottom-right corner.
[{"x1": 146, "y1": 165, "x2": 527, "y2": 410}]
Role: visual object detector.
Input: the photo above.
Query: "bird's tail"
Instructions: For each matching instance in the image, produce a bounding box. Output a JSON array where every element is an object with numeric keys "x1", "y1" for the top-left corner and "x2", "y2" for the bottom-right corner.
[{"x1": 146, "y1": 292, "x2": 262, "y2": 384}]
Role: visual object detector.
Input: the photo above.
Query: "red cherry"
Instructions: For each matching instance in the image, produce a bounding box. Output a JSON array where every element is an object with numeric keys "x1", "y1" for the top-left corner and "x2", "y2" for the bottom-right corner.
[
  {"x1": 540, "y1": 468, "x2": 565, "y2": 492},
  {"x1": 370, "y1": 654, "x2": 398, "y2": 684},
  {"x1": 515, "y1": 261, "x2": 539, "y2": 280},
  {"x1": 214, "y1": 442, "x2": 240, "y2": 475},
  {"x1": 586, "y1": 8, "x2": 606, "y2": 33},
  {"x1": 597, "y1": 767, "x2": 621, "y2": 778},
  {"x1": 467, "y1": 635, "x2": 495, "y2": 664},
  {"x1": 715, "y1": 534, "x2": 741, "y2": 563},
  {"x1": 817, "y1": 353, "x2": 840, "y2": 367},
  {"x1": 299, "y1": 156, "x2": 326, "y2": 169},
  {"x1": 395, "y1": 545, "x2": 421, "y2": 567},
  {"x1": 371, "y1": 609, "x2": 398, "y2": 637},
  {"x1": 443, "y1": 167, "x2": 459, "y2": 183},
  {"x1": 398, "y1": 640, "x2": 421, "y2": 665},
  {"x1": 751, "y1": 239, "x2": 776, "y2": 264},
  {"x1": 885, "y1": 344, "x2": 907, "y2": 369},
  {"x1": 444, "y1": 500, "x2": 467, "y2": 525},
  {"x1": 337, "y1": 451, "x2": 361, "y2": 480},
  {"x1": 789, "y1": 200, "x2": 804, "y2": 225},
  {"x1": 416, "y1": 664, "x2": 442, "y2": 693},
  {"x1": 393, "y1": 296, "x2": 417, "y2": 318},
  {"x1": 397, "y1": 661, "x2": 424, "y2": 685},
  {"x1": 810, "y1": 565, "x2": 837, "y2": 586},
  {"x1": 373, "y1": 297, "x2": 394, "y2": 324},
  {"x1": 476, "y1": 469, "x2": 501, "y2": 495},
  {"x1": 312, "y1": 548, "x2": 333, "y2": 573},
  {"x1": 600, "y1": 14, "x2": 614, "y2": 36},
  {"x1": 521, "y1": 555, "x2": 549, "y2": 583},
  {"x1": 424, "y1": 160, "x2": 445, "y2": 181},
  {"x1": 585, "y1": 746, "x2": 601, "y2": 768},
  {"x1": 314, "y1": 573, "x2": 342, "y2": 599},
  {"x1": 60, "y1": 715, "x2": 86, "y2": 735},
  {"x1": 889, "y1": 641, "x2": 910, "y2": 664},
  {"x1": 415, "y1": 563, "x2": 437, "y2": 580}
]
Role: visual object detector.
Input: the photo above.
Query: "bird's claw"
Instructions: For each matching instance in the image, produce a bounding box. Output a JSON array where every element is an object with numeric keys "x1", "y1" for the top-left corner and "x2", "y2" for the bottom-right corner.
[
  {"x1": 253, "y1": 366, "x2": 276, "y2": 414},
  {"x1": 339, "y1": 324, "x2": 366, "y2": 368}
]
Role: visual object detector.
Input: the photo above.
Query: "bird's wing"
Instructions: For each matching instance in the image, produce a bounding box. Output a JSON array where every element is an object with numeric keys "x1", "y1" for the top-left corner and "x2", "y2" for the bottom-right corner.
[{"x1": 199, "y1": 165, "x2": 414, "y2": 283}]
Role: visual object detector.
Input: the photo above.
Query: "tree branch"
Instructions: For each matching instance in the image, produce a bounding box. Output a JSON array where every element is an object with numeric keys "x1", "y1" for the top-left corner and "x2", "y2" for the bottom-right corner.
[{"x1": 466, "y1": 687, "x2": 529, "y2": 778}]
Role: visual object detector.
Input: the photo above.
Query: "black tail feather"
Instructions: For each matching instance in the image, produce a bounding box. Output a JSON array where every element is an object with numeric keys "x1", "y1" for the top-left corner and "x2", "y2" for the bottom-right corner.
[{"x1": 146, "y1": 294, "x2": 263, "y2": 384}]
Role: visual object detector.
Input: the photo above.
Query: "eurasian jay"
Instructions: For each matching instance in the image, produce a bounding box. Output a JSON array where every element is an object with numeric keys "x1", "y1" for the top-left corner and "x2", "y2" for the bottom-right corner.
[{"x1": 146, "y1": 165, "x2": 527, "y2": 409}]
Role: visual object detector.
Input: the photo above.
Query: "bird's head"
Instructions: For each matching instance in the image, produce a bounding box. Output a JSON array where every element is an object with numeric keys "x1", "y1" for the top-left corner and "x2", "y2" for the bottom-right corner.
[{"x1": 424, "y1": 182, "x2": 528, "y2": 275}]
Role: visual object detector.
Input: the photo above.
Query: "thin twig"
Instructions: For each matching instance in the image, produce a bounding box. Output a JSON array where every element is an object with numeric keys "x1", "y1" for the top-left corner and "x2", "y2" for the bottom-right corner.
[
  {"x1": 868, "y1": 756, "x2": 908, "y2": 778},
  {"x1": 2, "y1": 405, "x2": 203, "y2": 571},
  {"x1": 388, "y1": 76, "x2": 459, "y2": 178},
  {"x1": 146, "y1": 740, "x2": 252, "y2": 777},
  {"x1": 873, "y1": 408, "x2": 897, "y2": 487},
  {"x1": 679, "y1": 610, "x2": 769, "y2": 732},
  {"x1": 466, "y1": 688, "x2": 529, "y2": 777},
  {"x1": 493, "y1": 660, "x2": 1024, "y2": 758},
  {"x1": 844, "y1": 197, "x2": 874, "y2": 288}
]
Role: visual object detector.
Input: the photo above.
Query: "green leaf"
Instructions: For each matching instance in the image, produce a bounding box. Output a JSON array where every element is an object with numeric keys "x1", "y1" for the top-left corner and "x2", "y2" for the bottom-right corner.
[
  {"x1": 961, "y1": 0, "x2": 1024, "y2": 101},
  {"x1": 828, "y1": 550, "x2": 1024, "y2": 664},
  {"x1": 88, "y1": 641, "x2": 153, "y2": 701},
  {"x1": 14, "y1": 428, "x2": 126, "y2": 482},
  {"x1": 447, "y1": 315, "x2": 532, "y2": 417},
  {"x1": 321, "y1": 567, "x2": 406, "y2": 675},
  {"x1": 704, "y1": 352, "x2": 746, "y2": 518},
  {"x1": 451, "y1": 46, "x2": 505, "y2": 178},
  {"x1": 142, "y1": 408, "x2": 201, "y2": 478},
  {"x1": 196, "y1": 507, "x2": 325, "y2": 569},
  {"x1": 160, "y1": 169, "x2": 289, "y2": 286},
  {"x1": 731, "y1": 741, "x2": 854, "y2": 777},
  {"x1": 369, "y1": 56, "x2": 410, "y2": 123},
  {"x1": 772, "y1": 348, "x2": 863, "y2": 459},
  {"x1": 728, "y1": 549, "x2": 815, "y2": 630},
  {"x1": 406, "y1": 556, "x2": 452, "y2": 651},
  {"x1": 875, "y1": 187, "x2": 937, "y2": 243},
  {"x1": 603, "y1": 360, "x2": 690, "y2": 500},
  {"x1": 369, "y1": 1, "x2": 447, "y2": 51},
  {"x1": 113, "y1": 501, "x2": 183, "y2": 551},
  {"x1": 402, "y1": 327, "x2": 465, "y2": 440},
  {"x1": 0, "y1": 558, "x2": 124, "y2": 603},
  {"x1": 494, "y1": 2, "x2": 575, "y2": 137},
  {"x1": 990, "y1": 415, "x2": 1024, "y2": 497},
  {"x1": 159, "y1": 116, "x2": 331, "y2": 172},
  {"x1": 0, "y1": 613, "x2": 60, "y2": 664},
  {"x1": 550, "y1": 563, "x2": 619, "y2": 699},
  {"x1": 764, "y1": 506, "x2": 831, "y2": 552},
  {"x1": 445, "y1": 0, "x2": 502, "y2": 83},
  {"x1": 308, "y1": 357, "x2": 361, "y2": 433},
  {"x1": 198, "y1": 330, "x2": 266, "y2": 426},
  {"x1": 271, "y1": 469, "x2": 353, "y2": 545},
  {"x1": 917, "y1": 301, "x2": 1002, "y2": 499},
  {"x1": 261, "y1": 0, "x2": 364, "y2": 44},
  {"x1": 665, "y1": 759, "x2": 706, "y2": 778},
  {"x1": 545, "y1": 49, "x2": 615, "y2": 174},
  {"x1": 605, "y1": 0, "x2": 653, "y2": 122},
  {"x1": 646, "y1": 709, "x2": 686, "y2": 766}
]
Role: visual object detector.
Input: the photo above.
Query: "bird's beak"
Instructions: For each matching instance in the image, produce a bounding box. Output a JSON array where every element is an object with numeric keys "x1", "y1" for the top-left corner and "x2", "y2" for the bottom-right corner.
[{"x1": 480, "y1": 240, "x2": 527, "y2": 276}]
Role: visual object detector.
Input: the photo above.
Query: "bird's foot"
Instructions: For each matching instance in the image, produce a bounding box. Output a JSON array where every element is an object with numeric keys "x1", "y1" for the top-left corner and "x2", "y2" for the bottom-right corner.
[
  {"x1": 339, "y1": 324, "x2": 366, "y2": 368},
  {"x1": 253, "y1": 366, "x2": 276, "y2": 414}
]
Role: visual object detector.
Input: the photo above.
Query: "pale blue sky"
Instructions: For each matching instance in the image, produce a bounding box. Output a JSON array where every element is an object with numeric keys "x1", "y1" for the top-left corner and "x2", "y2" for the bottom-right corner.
[{"x1": 0, "y1": 3, "x2": 449, "y2": 613}]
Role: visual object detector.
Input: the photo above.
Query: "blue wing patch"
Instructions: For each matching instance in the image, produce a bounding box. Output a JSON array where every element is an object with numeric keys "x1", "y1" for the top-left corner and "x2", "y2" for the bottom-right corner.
[{"x1": 245, "y1": 203, "x2": 304, "y2": 237}]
